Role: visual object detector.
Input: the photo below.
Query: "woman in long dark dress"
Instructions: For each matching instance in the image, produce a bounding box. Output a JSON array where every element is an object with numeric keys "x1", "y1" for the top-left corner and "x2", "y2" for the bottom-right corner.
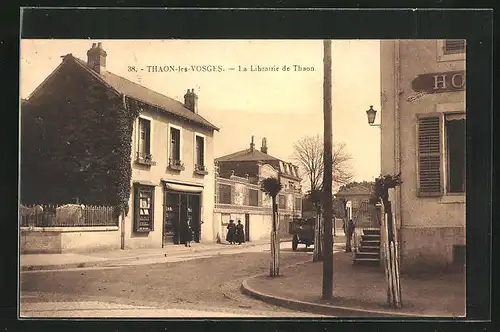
[
  {"x1": 226, "y1": 219, "x2": 236, "y2": 244},
  {"x1": 235, "y1": 220, "x2": 245, "y2": 245},
  {"x1": 182, "y1": 219, "x2": 193, "y2": 247}
]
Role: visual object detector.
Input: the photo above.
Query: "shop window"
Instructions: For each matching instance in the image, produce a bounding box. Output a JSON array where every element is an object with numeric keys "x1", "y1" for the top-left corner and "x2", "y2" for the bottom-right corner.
[{"x1": 134, "y1": 184, "x2": 155, "y2": 232}]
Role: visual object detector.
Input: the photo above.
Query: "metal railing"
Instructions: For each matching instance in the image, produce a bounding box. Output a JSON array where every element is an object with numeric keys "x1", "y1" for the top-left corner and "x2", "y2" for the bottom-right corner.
[{"x1": 20, "y1": 204, "x2": 118, "y2": 227}]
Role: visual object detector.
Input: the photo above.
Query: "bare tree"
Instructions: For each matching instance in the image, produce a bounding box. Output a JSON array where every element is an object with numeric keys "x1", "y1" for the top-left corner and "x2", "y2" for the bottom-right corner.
[{"x1": 292, "y1": 134, "x2": 353, "y2": 192}]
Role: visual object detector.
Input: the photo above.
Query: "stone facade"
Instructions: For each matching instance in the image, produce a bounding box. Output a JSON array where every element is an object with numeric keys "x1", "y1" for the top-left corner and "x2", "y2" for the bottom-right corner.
[
  {"x1": 214, "y1": 165, "x2": 302, "y2": 243},
  {"x1": 380, "y1": 40, "x2": 466, "y2": 271}
]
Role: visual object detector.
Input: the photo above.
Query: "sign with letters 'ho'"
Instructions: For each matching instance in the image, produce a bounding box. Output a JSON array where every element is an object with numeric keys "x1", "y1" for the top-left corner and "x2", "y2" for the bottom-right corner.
[{"x1": 411, "y1": 70, "x2": 465, "y2": 94}]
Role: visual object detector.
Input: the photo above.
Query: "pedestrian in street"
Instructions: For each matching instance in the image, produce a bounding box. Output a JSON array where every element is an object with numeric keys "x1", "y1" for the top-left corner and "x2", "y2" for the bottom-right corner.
[
  {"x1": 226, "y1": 219, "x2": 236, "y2": 244},
  {"x1": 345, "y1": 219, "x2": 355, "y2": 252},
  {"x1": 235, "y1": 220, "x2": 245, "y2": 245},
  {"x1": 182, "y1": 219, "x2": 193, "y2": 247}
]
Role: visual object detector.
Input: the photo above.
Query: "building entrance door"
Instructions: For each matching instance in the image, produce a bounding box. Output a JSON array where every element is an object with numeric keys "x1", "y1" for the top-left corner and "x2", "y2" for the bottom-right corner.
[{"x1": 163, "y1": 190, "x2": 201, "y2": 245}]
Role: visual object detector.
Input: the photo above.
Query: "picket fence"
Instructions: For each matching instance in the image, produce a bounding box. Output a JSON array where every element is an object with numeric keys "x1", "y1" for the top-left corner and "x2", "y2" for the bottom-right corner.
[{"x1": 20, "y1": 204, "x2": 118, "y2": 227}]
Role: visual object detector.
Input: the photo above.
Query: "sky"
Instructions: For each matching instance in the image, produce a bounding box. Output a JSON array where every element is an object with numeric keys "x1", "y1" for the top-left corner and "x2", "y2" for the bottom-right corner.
[{"x1": 20, "y1": 39, "x2": 381, "y2": 184}]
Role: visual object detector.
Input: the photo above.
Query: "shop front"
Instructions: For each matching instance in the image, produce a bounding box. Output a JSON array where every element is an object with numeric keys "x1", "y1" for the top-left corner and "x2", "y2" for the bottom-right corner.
[{"x1": 162, "y1": 181, "x2": 203, "y2": 246}]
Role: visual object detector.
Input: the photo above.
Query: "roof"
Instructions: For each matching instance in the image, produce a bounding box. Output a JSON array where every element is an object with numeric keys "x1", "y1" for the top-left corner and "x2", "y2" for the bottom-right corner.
[
  {"x1": 336, "y1": 184, "x2": 374, "y2": 197},
  {"x1": 216, "y1": 147, "x2": 301, "y2": 180},
  {"x1": 44, "y1": 55, "x2": 220, "y2": 131},
  {"x1": 215, "y1": 148, "x2": 280, "y2": 162}
]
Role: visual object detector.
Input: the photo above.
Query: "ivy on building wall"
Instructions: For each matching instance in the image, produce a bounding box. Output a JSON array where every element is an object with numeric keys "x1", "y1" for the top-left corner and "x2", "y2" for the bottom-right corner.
[{"x1": 21, "y1": 62, "x2": 140, "y2": 216}]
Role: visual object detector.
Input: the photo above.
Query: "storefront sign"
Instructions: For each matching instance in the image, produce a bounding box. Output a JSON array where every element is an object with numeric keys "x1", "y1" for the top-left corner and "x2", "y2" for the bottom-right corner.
[{"x1": 411, "y1": 70, "x2": 465, "y2": 94}]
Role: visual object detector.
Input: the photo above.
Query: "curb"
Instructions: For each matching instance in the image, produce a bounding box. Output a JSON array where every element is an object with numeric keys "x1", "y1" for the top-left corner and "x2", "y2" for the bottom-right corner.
[
  {"x1": 21, "y1": 240, "x2": 291, "y2": 272},
  {"x1": 240, "y1": 261, "x2": 438, "y2": 318}
]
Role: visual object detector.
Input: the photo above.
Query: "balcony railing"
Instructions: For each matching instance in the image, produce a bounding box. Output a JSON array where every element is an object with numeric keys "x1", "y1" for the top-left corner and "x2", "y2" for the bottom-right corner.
[
  {"x1": 136, "y1": 152, "x2": 156, "y2": 166},
  {"x1": 194, "y1": 164, "x2": 209, "y2": 175},
  {"x1": 168, "y1": 158, "x2": 185, "y2": 171}
]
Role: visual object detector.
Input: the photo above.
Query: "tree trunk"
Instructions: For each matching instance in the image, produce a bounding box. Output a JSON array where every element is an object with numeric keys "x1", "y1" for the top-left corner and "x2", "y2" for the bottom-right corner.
[
  {"x1": 270, "y1": 198, "x2": 280, "y2": 277},
  {"x1": 313, "y1": 204, "x2": 323, "y2": 262},
  {"x1": 322, "y1": 39, "x2": 334, "y2": 300}
]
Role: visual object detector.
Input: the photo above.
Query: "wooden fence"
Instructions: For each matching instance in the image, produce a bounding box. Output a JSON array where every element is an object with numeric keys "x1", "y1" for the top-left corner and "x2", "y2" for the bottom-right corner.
[{"x1": 20, "y1": 204, "x2": 118, "y2": 227}]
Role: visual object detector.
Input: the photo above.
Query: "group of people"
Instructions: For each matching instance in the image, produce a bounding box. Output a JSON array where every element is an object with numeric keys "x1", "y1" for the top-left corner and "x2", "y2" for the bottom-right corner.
[{"x1": 225, "y1": 219, "x2": 245, "y2": 245}]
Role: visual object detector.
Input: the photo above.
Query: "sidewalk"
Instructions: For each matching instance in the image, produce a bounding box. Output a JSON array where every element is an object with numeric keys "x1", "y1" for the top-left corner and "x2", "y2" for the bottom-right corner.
[
  {"x1": 242, "y1": 252, "x2": 466, "y2": 318},
  {"x1": 20, "y1": 239, "x2": 288, "y2": 271}
]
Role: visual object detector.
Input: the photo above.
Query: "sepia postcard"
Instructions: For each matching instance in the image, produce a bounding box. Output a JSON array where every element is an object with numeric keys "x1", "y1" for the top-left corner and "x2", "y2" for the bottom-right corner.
[{"x1": 18, "y1": 37, "x2": 469, "y2": 320}]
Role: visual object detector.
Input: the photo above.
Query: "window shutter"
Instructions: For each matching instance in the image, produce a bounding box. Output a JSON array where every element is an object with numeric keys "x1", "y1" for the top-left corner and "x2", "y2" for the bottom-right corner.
[
  {"x1": 444, "y1": 40, "x2": 465, "y2": 54},
  {"x1": 144, "y1": 120, "x2": 151, "y2": 154},
  {"x1": 417, "y1": 116, "x2": 443, "y2": 196},
  {"x1": 200, "y1": 138, "x2": 205, "y2": 166},
  {"x1": 149, "y1": 187, "x2": 155, "y2": 231}
]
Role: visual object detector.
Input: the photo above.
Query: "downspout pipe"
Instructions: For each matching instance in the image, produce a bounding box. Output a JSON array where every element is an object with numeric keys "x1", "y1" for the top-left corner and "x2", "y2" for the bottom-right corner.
[{"x1": 120, "y1": 93, "x2": 127, "y2": 250}]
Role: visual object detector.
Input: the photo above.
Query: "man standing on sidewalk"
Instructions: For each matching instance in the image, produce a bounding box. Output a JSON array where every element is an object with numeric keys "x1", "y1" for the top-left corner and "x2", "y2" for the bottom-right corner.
[{"x1": 345, "y1": 219, "x2": 355, "y2": 252}]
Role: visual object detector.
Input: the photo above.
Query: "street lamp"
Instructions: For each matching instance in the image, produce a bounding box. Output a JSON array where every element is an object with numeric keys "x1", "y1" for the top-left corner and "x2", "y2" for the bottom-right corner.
[{"x1": 366, "y1": 105, "x2": 380, "y2": 127}]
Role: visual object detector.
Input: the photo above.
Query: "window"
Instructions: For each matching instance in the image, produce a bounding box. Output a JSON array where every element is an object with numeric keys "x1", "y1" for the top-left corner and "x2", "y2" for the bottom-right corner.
[
  {"x1": 195, "y1": 135, "x2": 206, "y2": 173},
  {"x1": 170, "y1": 127, "x2": 181, "y2": 162},
  {"x1": 168, "y1": 126, "x2": 184, "y2": 171},
  {"x1": 134, "y1": 184, "x2": 155, "y2": 232},
  {"x1": 278, "y1": 194, "x2": 286, "y2": 209},
  {"x1": 137, "y1": 118, "x2": 152, "y2": 163},
  {"x1": 417, "y1": 113, "x2": 466, "y2": 196},
  {"x1": 218, "y1": 184, "x2": 232, "y2": 204},
  {"x1": 444, "y1": 39, "x2": 466, "y2": 55},
  {"x1": 295, "y1": 197, "x2": 302, "y2": 211},
  {"x1": 437, "y1": 40, "x2": 466, "y2": 62},
  {"x1": 249, "y1": 189, "x2": 259, "y2": 206},
  {"x1": 445, "y1": 114, "x2": 466, "y2": 193}
]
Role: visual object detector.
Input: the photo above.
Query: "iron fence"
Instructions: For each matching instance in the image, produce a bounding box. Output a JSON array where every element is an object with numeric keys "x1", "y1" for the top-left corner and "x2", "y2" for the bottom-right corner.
[{"x1": 20, "y1": 204, "x2": 118, "y2": 227}]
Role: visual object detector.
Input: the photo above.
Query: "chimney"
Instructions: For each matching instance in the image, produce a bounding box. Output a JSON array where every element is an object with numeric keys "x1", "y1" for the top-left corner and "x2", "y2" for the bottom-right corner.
[
  {"x1": 184, "y1": 88, "x2": 198, "y2": 113},
  {"x1": 260, "y1": 137, "x2": 268, "y2": 154},
  {"x1": 86, "y1": 42, "x2": 107, "y2": 74},
  {"x1": 250, "y1": 136, "x2": 255, "y2": 151}
]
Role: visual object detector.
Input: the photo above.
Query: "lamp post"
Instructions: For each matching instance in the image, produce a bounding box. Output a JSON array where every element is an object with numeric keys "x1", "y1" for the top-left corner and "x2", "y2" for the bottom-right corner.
[{"x1": 366, "y1": 105, "x2": 381, "y2": 127}]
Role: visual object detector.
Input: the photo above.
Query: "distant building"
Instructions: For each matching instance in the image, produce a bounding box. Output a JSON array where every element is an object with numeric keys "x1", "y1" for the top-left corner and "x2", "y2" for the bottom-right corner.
[
  {"x1": 214, "y1": 137, "x2": 302, "y2": 242},
  {"x1": 380, "y1": 40, "x2": 466, "y2": 271}
]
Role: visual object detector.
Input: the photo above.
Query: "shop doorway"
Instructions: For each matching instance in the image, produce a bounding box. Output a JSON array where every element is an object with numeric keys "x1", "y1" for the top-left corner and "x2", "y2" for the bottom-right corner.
[{"x1": 163, "y1": 190, "x2": 201, "y2": 245}]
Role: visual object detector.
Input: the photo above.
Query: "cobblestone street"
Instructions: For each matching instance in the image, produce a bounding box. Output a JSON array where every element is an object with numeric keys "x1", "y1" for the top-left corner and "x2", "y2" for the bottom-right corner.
[{"x1": 20, "y1": 248, "x2": 325, "y2": 317}]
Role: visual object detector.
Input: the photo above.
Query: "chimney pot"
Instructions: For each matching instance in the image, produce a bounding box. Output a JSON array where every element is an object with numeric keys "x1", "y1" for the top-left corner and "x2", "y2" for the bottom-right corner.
[
  {"x1": 184, "y1": 88, "x2": 198, "y2": 113},
  {"x1": 87, "y1": 42, "x2": 107, "y2": 74},
  {"x1": 260, "y1": 137, "x2": 268, "y2": 154}
]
